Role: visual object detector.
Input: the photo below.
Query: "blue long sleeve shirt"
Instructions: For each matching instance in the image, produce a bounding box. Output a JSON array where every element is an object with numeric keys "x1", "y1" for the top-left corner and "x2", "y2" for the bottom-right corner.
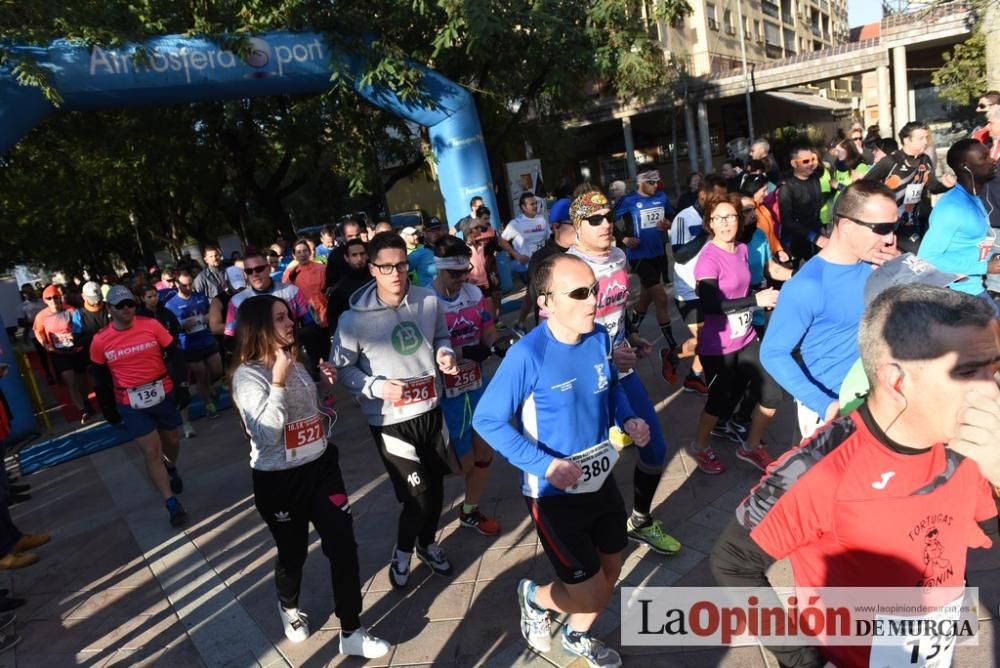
[
  {"x1": 473, "y1": 323, "x2": 635, "y2": 498},
  {"x1": 918, "y1": 183, "x2": 992, "y2": 296},
  {"x1": 613, "y1": 190, "x2": 673, "y2": 262},
  {"x1": 760, "y1": 256, "x2": 872, "y2": 417}
]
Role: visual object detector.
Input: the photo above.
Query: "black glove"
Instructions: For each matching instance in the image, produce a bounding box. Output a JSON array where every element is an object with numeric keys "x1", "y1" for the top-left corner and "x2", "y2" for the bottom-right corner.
[
  {"x1": 461, "y1": 344, "x2": 492, "y2": 363},
  {"x1": 104, "y1": 405, "x2": 123, "y2": 425},
  {"x1": 175, "y1": 384, "x2": 191, "y2": 410}
]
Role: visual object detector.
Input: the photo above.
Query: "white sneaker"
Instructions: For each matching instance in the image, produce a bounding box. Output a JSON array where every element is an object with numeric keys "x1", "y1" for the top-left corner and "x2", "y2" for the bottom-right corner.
[
  {"x1": 183, "y1": 421, "x2": 196, "y2": 438},
  {"x1": 277, "y1": 602, "x2": 310, "y2": 642},
  {"x1": 339, "y1": 626, "x2": 391, "y2": 659}
]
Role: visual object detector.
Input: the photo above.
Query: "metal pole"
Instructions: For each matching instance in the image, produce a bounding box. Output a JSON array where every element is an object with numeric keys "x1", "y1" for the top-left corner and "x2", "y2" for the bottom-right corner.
[{"x1": 736, "y1": 0, "x2": 755, "y2": 141}]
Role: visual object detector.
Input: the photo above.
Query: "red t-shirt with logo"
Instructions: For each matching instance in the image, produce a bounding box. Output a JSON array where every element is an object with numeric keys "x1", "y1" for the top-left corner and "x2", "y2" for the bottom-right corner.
[
  {"x1": 33, "y1": 308, "x2": 80, "y2": 353},
  {"x1": 737, "y1": 407, "x2": 998, "y2": 667},
  {"x1": 90, "y1": 316, "x2": 174, "y2": 405}
]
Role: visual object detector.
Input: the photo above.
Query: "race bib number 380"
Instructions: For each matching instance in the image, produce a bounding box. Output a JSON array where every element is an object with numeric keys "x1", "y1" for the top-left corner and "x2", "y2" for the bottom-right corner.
[{"x1": 566, "y1": 440, "x2": 620, "y2": 494}]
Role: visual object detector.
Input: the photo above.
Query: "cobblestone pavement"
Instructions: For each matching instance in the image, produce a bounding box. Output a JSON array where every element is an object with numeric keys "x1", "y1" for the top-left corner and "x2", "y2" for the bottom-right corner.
[{"x1": 4, "y1": 309, "x2": 998, "y2": 667}]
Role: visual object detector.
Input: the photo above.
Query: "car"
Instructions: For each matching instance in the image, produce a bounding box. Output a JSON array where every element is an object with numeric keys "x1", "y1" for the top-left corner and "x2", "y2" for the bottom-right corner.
[{"x1": 389, "y1": 209, "x2": 430, "y2": 231}]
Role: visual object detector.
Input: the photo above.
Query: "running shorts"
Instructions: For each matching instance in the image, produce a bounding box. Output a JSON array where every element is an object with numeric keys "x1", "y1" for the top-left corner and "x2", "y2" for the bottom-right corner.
[{"x1": 524, "y1": 478, "x2": 627, "y2": 584}]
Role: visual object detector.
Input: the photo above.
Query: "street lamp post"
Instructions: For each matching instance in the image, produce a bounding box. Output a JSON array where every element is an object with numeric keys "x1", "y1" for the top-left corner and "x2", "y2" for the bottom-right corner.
[{"x1": 736, "y1": 0, "x2": 755, "y2": 142}]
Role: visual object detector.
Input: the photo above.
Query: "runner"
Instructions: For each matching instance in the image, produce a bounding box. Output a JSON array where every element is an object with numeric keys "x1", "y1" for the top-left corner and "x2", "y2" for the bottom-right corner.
[
  {"x1": 90, "y1": 285, "x2": 189, "y2": 527},
  {"x1": 32, "y1": 285, "x2": 94, "y2": 422},
  {"x1": 777, "y1": 146, "x2": 823, "y2": 266},
  {"x1": 71, "y1": 281, "x2": 111, "y2": 371},
  {"x1": 454, "y1": 196, "x2": 484, "y2": 237},
  {"x1": 192, "y1": 245, "x2": 227, "y2": 301},
  {"x1": 473, "y1": 251, "x2": 650, "y2": 668},
  {"x1": 461, "y1": 208, "x2": 502, "y2": 322},
  {"x1": 330, "y1": 231, "x2": 459, "y2": 589},
  {"x1": 327, "y1": 239, "x2": 371, "y2": 334},
  {"x1": 225, "y1": 251, "x2": 310, "y2": 339},
  {"x1": 864, "y1": 121, "x2": 956, "y2": 253},
  {"x1": 315, "y1": 225, "x2": 336, "y2": 262},
  {"x1": 566, "y1": 191, "x2": 681, "y2": 555},
  {"x1": 164, "y1": 271, "x2": 222, "y2": 423},
  {"x1": 431, "y1": 236, "x2": 502, "y2": 536},
  {"x1": 761, "y1": 181, "x2": 899, "y2": 440},
  {"x1": 918, "y1": 138, "x2": 1000, "y2": 310},
  {"x1": 669, "y1": 174, "x2": 729, "y2": 394},
  {"x1": 283, "y1": 239, "x2": 328, "y2": 329},
  {"x1": 499, "y1": 193, "x2": 551, "y2": 335},
  {"x1": 230, "y1": 295, "x2": 390, "y2": 657},
  {"x1": 711, "y1": 283, "x2": 1000, "y2": 668},
  {"x1": 18, "y1": 284, "x2": 54, "y2": 385},
  {"x1": 614, "y1": 170, "x2": 678, "y2": 383},
  {"x1": 407, "y1": 217, "x2": 445, "y2": 287},
  {"x1": 689, "y1": 194, "x2": 783, "y2": 474}
]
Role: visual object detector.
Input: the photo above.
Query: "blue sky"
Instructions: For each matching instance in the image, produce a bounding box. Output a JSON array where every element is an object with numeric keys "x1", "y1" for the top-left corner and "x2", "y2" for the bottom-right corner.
[{"x1": 848, "y1": 0, "x2": 883, "y2": 27}]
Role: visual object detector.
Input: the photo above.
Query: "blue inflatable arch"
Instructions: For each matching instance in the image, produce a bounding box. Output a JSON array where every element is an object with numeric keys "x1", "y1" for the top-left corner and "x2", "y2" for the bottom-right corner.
[{"x1": 0, "y1": 31, "x2": 501, "y2": 441}]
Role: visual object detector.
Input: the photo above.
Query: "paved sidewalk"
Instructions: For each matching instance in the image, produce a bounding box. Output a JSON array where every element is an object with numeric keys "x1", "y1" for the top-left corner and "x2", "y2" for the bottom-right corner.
[{"x1": 3, "y1": 317, "x2": 998, "y2": 667}]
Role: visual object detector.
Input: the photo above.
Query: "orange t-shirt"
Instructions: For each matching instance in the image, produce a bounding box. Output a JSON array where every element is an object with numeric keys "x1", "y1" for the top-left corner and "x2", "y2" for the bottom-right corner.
[
  {"x1": 90, "y1": 316, "x2": 174, "y2": 404},
  {"x1": 283, "y1": 261, "x2": 328, "y2": 327}
]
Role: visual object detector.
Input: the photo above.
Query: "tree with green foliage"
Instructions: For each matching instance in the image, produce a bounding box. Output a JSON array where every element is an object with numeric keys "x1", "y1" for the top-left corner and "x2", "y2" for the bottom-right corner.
[
  {"x1": 0, "y1": 0, "x2": 691, "y2": 271},
  {"x1": 931, "y1": 27, "x2": 986, "y2": 106}
]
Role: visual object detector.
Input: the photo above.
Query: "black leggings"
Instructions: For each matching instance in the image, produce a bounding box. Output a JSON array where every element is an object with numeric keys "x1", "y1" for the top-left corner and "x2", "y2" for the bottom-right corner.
[
  {"x1": 700, "y1": 337, "x2": 782, "y2": 418},
  {"x1": 252, "y1": 444, "x2": 362, "y2": 630}
]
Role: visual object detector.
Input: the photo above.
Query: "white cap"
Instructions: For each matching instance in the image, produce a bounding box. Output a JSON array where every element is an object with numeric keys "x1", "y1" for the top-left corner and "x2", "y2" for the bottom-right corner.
[
  {"x1": 226, "y1": 265, "x2": 246, "y2": 291},
  {"x1": 400, "y1": 226, "x2": 418, "y2": 236},
  {"x1": 82, "y1": 281, "x2": 102, "y2": 300}
]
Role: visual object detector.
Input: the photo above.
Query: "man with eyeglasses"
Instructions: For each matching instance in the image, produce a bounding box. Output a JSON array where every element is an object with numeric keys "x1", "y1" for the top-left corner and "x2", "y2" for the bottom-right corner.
[
  {"x1": 330, "y1": 232, "x2": 460, "y2": 591},
  {"x1": 90, "y1": 285, "x2": 190, "y2": 527},
  {"x1": 761, "y1": 181, "x2": 900, "y2": 441},
  {"x1": 224, "y1": 251, "x2": 311, "y2": 339},
  {"x1": 864, "y1": 121, "x2": 956, "y2": 253},
  {"x1": 473, "y1": 248, "x2": 650, "y2": 668},
  {"x1": 614, "y1": 170, "x2": 677, "y2": 384},
  {"x1": 566, "y1": 191, "x2": 681, "y2": 557},
  {"x1": 499, "y1": 192, "x2": 550, "y2": 335},
  {"x1": 777, "y1": 146, "x2": 823, "y2": 266},
  {"x1": 33, "y1": 285, "x2": 94, "y2": 422},
  {"x1": 918, "y1": 138, "x2": 1000, "y2": 312}
]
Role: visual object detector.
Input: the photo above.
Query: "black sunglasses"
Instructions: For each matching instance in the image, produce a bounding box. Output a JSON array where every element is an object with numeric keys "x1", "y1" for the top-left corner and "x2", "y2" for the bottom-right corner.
[
  {"x1": 445, "y1": 268, "x2": 472, "y2": 278},
  {"x1": 840, "y1": 214, "x2": 897, "y2": 236},
  {"x1": 244, "y1": 265, "x2": 269, "y2": 275},
  {"x1": 112, "y1": 300, "x2": 137, "y2": 310},
  {"x1": 545, "y1": 284, "x2": 599, "y2": 300},
  {"x1": 585, "y1": 214, "x2": 609, "y2": 227}
]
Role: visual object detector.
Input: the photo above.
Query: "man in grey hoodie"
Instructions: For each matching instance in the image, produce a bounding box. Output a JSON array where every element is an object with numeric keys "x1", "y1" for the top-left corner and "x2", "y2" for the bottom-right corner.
[{"x1": 330, "y1": 232, "x2": 459, "y2": 590}]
